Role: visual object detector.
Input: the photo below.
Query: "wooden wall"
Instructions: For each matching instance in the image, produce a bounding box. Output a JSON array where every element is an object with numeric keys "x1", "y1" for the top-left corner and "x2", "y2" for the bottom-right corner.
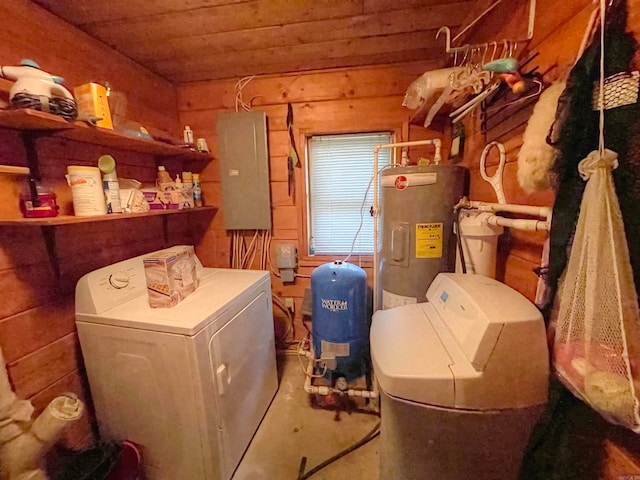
[
  {"x1": 0, "y1": 0, "x2": 186, "y2": 456},
  {"x1": 0, "y1": 0, "x2": 179, "y2": 137},
  {"x1": 177, "y1": 62, "x2": 445, "y2": 343},
  {"x1": 459, "y1": 0, "x2": 640, "y2": 475},
  {"x1": 178, "y1": 0, "x2": 640, "y2": 475},
  {"x1": 0, "y1": 0, "x2": 637, "y2": 476}
]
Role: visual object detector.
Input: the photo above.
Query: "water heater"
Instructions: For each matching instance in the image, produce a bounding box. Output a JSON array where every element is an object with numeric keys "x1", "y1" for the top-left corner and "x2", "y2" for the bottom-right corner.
[
  {"x1": 311, "y1": 261, "x2": 369, "y2": 383},
  {"x1": 379, "y1": 165, "x2": 468, "y2": 309}
]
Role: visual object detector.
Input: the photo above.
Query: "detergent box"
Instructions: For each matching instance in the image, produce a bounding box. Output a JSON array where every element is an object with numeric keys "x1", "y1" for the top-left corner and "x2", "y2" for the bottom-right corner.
[
  {"x1": 74, "y1": 82, "x2": 113, "y2": 129},
  {"x1": 143, "y1": 246, "x2": 198, "y2": 308}
]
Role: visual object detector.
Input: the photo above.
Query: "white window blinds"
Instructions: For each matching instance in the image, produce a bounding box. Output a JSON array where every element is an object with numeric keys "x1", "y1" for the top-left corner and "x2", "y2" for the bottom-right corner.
[{"x1": 307, "y1": 132, "x2": 391, "y2": 255}]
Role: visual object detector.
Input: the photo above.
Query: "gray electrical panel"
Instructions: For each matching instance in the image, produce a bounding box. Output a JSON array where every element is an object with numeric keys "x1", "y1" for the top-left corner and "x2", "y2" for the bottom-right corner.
[{"x1": 217, "y1": 111, "x2": 272, "y2": 230}]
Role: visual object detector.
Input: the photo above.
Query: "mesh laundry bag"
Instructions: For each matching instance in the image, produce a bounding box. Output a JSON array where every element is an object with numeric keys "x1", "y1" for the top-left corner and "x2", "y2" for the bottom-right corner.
[{"x1": 552, "y1": 148, "x2": 640, "y2": 431}]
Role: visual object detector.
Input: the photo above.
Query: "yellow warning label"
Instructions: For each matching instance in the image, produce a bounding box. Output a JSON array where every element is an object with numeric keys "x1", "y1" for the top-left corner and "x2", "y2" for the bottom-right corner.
[{"x1": 415, "y1": 223, "x2": 443, "y2": 258}]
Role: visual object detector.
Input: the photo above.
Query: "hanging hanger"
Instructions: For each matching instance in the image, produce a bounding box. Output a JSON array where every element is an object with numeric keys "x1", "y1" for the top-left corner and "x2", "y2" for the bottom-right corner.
[
  {"x1": 436, "y1": 0, "x2": 536, "y2": 64},
  {"x1": 450, "y1": 83, "x2": 500, "y2": 123},
  {"x1": 482, "y1": 78, "x2": 543, "y2": 116}
]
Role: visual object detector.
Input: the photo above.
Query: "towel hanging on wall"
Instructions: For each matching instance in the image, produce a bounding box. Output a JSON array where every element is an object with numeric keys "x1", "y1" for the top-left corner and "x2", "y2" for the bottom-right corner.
[{"x1": 517, "y1": 81, "x2": 565, "y2": 193}]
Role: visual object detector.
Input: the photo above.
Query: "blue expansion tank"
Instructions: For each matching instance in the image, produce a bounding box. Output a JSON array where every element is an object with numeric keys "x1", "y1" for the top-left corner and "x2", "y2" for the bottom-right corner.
[{"x1": 311, "y1": 261, "x2": 370, "y2": 382}]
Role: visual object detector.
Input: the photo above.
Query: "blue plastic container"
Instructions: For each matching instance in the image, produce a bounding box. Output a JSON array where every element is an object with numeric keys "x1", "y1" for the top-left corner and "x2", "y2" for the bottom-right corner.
[{"x1": 311, "y1": 261, "x2": 369, "y2": 382}]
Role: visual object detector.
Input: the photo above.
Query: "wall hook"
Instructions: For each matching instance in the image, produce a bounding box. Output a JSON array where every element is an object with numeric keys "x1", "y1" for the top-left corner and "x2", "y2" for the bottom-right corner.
[{"x1": 436, "y1": 26, "x2": 452, "y2": 53}]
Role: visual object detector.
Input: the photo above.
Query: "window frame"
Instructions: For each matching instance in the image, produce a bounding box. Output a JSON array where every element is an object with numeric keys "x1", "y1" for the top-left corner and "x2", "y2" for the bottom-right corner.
[{"x1": 296, "y1": 127, "x2": 400, "y2": 268}]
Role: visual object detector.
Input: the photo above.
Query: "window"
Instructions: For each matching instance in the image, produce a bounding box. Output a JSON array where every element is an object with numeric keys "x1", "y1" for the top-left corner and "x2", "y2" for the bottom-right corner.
[{"x1": 306, "y1": 132, "x2": 392, "y2": 255}]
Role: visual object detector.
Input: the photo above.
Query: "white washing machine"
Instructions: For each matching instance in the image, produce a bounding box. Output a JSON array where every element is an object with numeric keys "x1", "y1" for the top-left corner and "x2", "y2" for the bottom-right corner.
[
  {"x1": 75, "y1": 247, "x2": 278, "y2": 480},
  {"x1": 371, "y1": 273, "x2": 549, "y2": 480}
]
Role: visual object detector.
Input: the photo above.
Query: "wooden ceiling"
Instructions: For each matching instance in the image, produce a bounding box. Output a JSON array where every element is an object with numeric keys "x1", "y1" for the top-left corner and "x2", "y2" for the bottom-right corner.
[{"x1": 30, "y1": 0, "x2": 472, "y2": 84}]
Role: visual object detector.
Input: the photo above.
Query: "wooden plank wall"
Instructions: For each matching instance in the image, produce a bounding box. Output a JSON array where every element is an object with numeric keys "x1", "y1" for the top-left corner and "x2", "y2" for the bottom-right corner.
[
  {"x1": 0, "y1": 0, "x2": 636, "y2": 476},
  {"x1": 178, "y1": 0, "x2": 640, "y2": 475},
  {"x1": 0, "y1": 0, "x2": 186, "y2": 455},
  {"x1": 459, "y1": 0, "x2": 640, "y2": 475},
  {"x1": 0, "y1": 0, "x2": 179, "y2": 137},
  {"x1": 177, "y1": 61, "x2": 446, "y2": 344}
]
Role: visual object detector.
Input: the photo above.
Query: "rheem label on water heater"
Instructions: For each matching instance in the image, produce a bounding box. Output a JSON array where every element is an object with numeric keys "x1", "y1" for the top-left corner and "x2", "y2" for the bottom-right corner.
[{"x1": 415, "y1": 223, "x2": 443, "y2": 258}]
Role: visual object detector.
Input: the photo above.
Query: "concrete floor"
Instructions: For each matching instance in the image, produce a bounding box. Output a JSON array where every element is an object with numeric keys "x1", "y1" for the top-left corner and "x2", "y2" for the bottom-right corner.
[{"x1": 232, "y1": 354, "x2": 380, "y2": 480}]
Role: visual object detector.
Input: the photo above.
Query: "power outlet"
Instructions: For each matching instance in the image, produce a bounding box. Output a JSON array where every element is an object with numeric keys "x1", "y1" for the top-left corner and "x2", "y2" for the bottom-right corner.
[{"x1": 285, "y1": 297, "x2": 295, "y2": 312}]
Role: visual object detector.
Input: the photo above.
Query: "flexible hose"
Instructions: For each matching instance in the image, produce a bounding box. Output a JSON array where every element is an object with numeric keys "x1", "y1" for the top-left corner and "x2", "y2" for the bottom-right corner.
[{"x1": 297, "y1": 421, "x2": 381, "y2": 480}]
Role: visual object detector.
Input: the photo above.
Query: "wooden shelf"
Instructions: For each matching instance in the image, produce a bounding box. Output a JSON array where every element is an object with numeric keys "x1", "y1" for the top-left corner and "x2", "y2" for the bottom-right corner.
[
  {"x1": 0, "y1": 108, "x2": 212, "y2": 161},
  {"x1": 0, "y1": 109, "x2": 217, "y2": 279},
  {"x1": 0, "y1": 206, "x2": 217, "y2": 227}
]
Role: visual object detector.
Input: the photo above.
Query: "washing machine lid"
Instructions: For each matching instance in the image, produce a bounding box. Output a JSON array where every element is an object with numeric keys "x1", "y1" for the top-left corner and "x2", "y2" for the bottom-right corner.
[{"x1": 76, "y1": 266, "x2": 270, "y2": 335}]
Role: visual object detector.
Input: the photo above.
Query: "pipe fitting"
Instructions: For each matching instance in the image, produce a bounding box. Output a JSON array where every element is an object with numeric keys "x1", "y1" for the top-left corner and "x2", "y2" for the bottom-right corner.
[
  {"x1": 300, "y1": 342, "x2": 379, "y2": 399},
  {"x1": 0, "y1": 346, "x2": 84, "y2": 480}
]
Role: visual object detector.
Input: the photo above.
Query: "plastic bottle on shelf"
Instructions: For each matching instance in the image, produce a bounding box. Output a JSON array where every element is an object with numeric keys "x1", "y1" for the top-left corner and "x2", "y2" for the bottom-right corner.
[
  {"x1": 182, "y1": 171, "x2": 194, "y2": 208},
  {"x1": 183, "y1": 126, "x2": 194, "y2": 147},
  {"x1": 157, "y1": 165, "x2": 172, "y2": 190},
  {"x1": 193, "y1": 173, "x2": 203, "y2": 207},
  {"x1": 98, "y1": 154, "x2": 122, "y2": 213}
]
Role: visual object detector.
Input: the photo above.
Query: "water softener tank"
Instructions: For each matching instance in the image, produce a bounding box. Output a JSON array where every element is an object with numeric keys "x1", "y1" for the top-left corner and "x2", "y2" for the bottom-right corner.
[
  {"x1": 312, "y1": 261, "x2": 369, "y2": 382},
  {"x1": 379, "y1": 165, "x2": 468, "y2": 309}
]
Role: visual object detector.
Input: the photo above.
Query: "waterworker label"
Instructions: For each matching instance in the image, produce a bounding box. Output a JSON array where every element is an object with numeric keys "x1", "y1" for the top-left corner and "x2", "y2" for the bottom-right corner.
[
  {"x1": 321, "y1": 299, "x2": 348, "y2": 312},
  {"x1": 415, "y1": 223, "x2": 443, "y2": 258}
]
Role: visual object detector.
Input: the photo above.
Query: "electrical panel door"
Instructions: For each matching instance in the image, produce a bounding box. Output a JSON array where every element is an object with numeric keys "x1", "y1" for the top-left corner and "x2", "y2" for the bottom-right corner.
[{"x1": 217, "y1": 111, "x2": 272, "y2": 230}]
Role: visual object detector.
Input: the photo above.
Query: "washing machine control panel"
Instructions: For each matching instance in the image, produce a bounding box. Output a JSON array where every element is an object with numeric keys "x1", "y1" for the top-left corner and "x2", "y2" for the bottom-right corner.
[
  {"x1": 95, "y1": 266, "x2": 141, "y2": 294},
  {"x1": 108, "y1": 271, "x2": 131, "y2": 289}
]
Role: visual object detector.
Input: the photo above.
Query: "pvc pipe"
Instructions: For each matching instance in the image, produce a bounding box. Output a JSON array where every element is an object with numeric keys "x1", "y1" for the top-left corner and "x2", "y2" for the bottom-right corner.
[
  {"x1": 1, "y1": 394, "x2": 83, "y2": 479},
  {"x1": 299, "y1": 342, "x2": 378, "y2": 399},
  {"x1": 465, "y1": 199, "x2": 552, "y2": 220},
  {"x1": 0, "y1": 347, "x2": 34, "y2": 443},
  {"x1": 0, "y1": 346, "x2": 84, "y2": 480},
  {"x1": 472, "y1": 211, "x2": 549, "y2": 231}
]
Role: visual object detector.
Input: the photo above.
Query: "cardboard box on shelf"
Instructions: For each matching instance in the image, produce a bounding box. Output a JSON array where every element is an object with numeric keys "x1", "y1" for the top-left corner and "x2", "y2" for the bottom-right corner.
[
  {"x1": 143, "y1": 245, "x2": 198, "y2": 308},
  {"x1": 74, "y1": 82, "x2": 113, "y2": 129},
  {"x1": 141, "y1": 189, "x2": 179, "y2": 210}
]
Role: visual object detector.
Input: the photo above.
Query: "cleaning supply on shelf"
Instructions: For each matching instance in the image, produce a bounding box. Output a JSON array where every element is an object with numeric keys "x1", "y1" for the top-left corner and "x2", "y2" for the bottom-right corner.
[
  {"x1": 66, "y1": 165, "x2": 107, "y2": 217},
  {"x1": 174, "y1": 173, "x2": 186, "y2": 210},
  {"x1": 193, "y1": 173, "x2": 203, "y2": 207},
  {"x1": 154, "y1": 166, "x2": 180, "y2": 209},
  {"x1": 98, "y1": 154, "x2": 122, "y2": 213},
  {"x1": 19, "y1": 182, "x2": 58, "y2": 218},
  {"x1": 196, "y1": 137, "x2": 209, "y2": 153},
  {"x1": 74, "y1": 82, "x2": 113, "y2": 128},
  {"x1": 182, "y1": 171, "x2": 195, "y2": 208},
  {"x1": 183, "y1": 126, "x2": 194, "y2": 147},
  {"x1": 157, "y1": 165, "x2": 173, "y2": 189}
]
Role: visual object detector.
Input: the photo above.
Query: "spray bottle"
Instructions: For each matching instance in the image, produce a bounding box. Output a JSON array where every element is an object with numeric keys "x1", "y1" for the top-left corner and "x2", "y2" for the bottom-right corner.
[{"x1": 98, "y1": 155, "x2": 122, "y2": 213}]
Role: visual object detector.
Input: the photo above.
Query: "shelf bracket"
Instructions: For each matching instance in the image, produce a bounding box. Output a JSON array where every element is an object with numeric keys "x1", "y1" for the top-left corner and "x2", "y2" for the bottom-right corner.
[
  {"x1": 41, "y1": 225, "x2": 60, "y2": 279},
  {"x1": 21, "y1": 131, "x2": 41, "y2": 181},
  {"x1": 21, "y1": 131, "x2": 44, "y2": 207},
  {"x1": 162, "y1": 215, "x2": 169, "y2": 246}
]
